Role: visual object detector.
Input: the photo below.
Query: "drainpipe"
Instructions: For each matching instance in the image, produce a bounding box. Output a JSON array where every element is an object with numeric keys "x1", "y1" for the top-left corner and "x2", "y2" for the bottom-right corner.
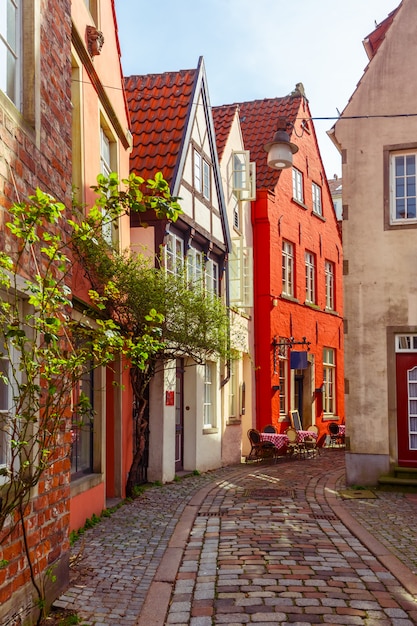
[{"x1": 220, "y1": 255, "x2": 231, "y2": 388}]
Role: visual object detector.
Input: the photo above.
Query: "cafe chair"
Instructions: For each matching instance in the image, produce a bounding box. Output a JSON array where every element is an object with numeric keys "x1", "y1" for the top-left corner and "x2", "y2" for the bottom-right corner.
[
  {"x1": 304, "y1": 424, "x2": 320, "y2": 457},
  {"x1": 285, "y1": 427, "x2": 304, "y2": 458},
  {"x1": 328, "y1": 422, "x2": 340, "y2": 447},
  {"x1": 263, "y1": 424, "x2": 277, "y2": 433},
  {"x1": 246, "y1": 429, "x2": 276, "y2": 462}
]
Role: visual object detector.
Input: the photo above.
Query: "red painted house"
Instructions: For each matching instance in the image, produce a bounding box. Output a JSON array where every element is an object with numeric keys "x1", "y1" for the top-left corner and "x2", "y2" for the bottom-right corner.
[{"x1": 226, "y1": 86, "x2": 344, "y2": 439}]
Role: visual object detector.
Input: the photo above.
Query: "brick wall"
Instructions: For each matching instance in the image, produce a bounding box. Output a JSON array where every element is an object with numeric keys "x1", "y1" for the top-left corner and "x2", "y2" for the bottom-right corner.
[{"x1": 0, "y1": 0, "x2": 73, "y2": 623}]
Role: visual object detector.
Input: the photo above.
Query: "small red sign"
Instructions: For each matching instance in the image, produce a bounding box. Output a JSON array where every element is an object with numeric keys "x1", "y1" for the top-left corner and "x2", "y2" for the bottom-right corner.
[{"x1": 165, "y1": 390, "x2": 175, "y2": 406}]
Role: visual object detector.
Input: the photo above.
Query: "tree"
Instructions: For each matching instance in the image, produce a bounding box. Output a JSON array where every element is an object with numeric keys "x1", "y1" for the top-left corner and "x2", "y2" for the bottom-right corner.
[
  {"x1": 76, "y1": 193, "x2": 232, "y2": 495},
  {"x1": 0, "y1": 173, "x2": 181, "y2": 622}
]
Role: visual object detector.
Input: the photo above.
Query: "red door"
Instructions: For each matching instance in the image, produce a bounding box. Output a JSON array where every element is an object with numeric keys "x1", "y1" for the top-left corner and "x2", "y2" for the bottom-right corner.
[{"x1": 396, "y1": 353, "x2": 417, "y2": 467}]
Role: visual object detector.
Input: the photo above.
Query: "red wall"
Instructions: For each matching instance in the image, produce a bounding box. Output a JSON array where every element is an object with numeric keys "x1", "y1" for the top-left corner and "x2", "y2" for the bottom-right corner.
[{"x1": 252, "y1": 130, "x2": 344, "y2": 440}]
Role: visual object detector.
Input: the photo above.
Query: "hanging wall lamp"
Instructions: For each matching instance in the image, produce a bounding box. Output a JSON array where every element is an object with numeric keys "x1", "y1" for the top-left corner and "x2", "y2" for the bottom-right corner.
[{"x1": 264, "y1": 118, "x2": 299, "y2": 170}]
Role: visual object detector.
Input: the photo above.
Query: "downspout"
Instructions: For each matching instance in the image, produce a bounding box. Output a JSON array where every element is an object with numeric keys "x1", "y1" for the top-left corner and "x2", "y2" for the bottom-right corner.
[{"x1": 220, "y1": 254, "x2": 231, "y2": 388}]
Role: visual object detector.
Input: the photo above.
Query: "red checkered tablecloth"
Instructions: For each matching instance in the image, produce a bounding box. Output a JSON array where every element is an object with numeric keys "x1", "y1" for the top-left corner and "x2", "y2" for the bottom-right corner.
[{"x1": 260, "y1": 433, "x2": 289, "y2": 450}]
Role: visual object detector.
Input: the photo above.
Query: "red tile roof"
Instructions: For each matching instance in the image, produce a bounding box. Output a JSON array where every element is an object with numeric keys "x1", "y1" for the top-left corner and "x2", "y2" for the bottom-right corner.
[
  {"x1": 211, "y1": 105, "x2": 239, "y2": 160},
  {"x1": 124, "y1": 69, "x2": 197, "y2": 186},
  {"x1": 363, "y1": 6, "x2": 401, "y2": 60},
  {"x1": 234, "y1": 95, "x2": 304, "y2": 190}
]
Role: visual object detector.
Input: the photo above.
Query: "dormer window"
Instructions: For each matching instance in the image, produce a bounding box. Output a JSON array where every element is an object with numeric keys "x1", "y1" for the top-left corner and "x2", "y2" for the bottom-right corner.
[{"x1": 232, "y1": 151, "x2": 256, "y2": 200}]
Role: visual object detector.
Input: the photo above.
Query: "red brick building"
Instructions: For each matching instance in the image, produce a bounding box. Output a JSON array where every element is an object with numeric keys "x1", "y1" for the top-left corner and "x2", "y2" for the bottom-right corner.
[
  {"x1": 229, "y1": 87, "x2": 344, "y2": 439},
  {"x1": 0, "y1": 0, "x2": 73, "y2": 623}
]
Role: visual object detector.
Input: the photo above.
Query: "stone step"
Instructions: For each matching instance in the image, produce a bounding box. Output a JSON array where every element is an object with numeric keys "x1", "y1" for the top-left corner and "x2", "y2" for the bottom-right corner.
[{"x1": 378, "y1": 474, "x2": 417, "y2": 490}]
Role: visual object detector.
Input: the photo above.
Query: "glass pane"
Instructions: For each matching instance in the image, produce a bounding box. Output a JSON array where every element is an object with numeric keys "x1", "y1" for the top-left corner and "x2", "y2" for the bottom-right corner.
[
  {"x1": 410, "y1": 416, "x2": 417, "y2": 431},
  {"x1": 396, "y1": 198, "x2": 405, "y2": 219},
  {"x1": 409, "y1": 383, "x2": 417, "y2": 398},
  {"x1": 406, "y1": 178, "x2": 416, "y2": 197},
  {"x1": 409, "y1": 400, "x2": 417, "y2": 416},
  {"x1": 0, "y1": 359, "x2": 10, "y2": 411},
  {"x1": 410, "y1": 433, "x2": 417, "y2": 450},
  {"x1": 396, "y1": 180, "x2": 405, "y2": 197},
  {"x1": 407, "y1": 198, "x2": 416, "y2": 219},
  {"x1": 406, "y1": 155, "x2": 416, "y2": 176},
  {"x1": 395, "y1": 156, "x2": 404, "y2": 176}
]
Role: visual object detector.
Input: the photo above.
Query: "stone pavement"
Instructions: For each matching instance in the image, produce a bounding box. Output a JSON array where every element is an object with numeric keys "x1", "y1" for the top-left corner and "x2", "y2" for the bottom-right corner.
[{"x1": 56, "y1": 449, "x2": 417, "y2": 625}]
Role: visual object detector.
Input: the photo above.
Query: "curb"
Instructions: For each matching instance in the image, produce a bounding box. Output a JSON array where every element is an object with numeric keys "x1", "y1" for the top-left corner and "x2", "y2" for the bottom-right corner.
[{"x1": 325, "y1": 468, "x2": 417, "y2": 597}]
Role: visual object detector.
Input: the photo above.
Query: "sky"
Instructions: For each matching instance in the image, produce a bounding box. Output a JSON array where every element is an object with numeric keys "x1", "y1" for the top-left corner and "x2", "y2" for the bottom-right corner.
[{"x1": 114, "y1": 0, "x2": 398, "y2": 180}]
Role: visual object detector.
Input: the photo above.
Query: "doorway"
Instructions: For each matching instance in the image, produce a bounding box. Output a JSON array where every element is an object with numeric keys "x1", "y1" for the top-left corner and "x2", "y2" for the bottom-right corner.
[
  {"x1": 396, "y1": 352, "x2": 417, "y2": 467},
  {"x1": 294, "y1": 371, "x2": 304, "y2": 427},
  {"x1": 175, "y1": 359, "x2": 184, "y2": 471}
]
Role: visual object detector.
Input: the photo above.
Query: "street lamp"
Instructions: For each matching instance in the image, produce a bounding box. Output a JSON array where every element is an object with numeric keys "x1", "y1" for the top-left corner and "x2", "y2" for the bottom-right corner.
[{"x1": 264, "y1": 118, "x2": 299, "y2": 169}]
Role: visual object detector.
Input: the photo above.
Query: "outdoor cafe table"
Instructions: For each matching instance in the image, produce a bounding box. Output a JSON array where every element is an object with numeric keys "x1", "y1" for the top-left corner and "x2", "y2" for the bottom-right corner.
[
  {"x1": 260, "y1": 432, "x2": 289, "y2": 450},
  {"x1": 338, "y1": 424, "x2": 346, "y2": 436},
  {"x1": 296, "y1": 430, "x2": 318, "y2": 443}
]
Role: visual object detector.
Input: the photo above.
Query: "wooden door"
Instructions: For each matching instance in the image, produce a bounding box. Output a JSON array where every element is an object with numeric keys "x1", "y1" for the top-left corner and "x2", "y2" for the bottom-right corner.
[{"x1": 396, "y1": 353, "x2": 417, "y2": 467}]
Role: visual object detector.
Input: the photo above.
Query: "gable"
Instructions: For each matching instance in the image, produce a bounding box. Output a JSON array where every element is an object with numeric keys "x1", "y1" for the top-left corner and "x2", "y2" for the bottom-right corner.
[{"x1": 125, "y1": 57, "x2": 230, "y2": 254}]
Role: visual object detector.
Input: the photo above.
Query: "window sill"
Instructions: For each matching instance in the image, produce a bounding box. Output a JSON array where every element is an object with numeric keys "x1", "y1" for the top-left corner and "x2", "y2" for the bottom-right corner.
[
  {"x1": 311, "y1": 210, "x2": 326, "y2": 222},
  {"x1": 292, "y1": 198, "x2": 308, "y2": 210},
  {"x1": 70, "y1": 472, "x2": 103, "y2": 497},
  {"x1": 322, "y1": 414, "x2": 340, "y2": 421},
  {"x1": 304, "y1": 301, "x2": 321, "y2": 311},
  {"x1": 278, "y1": 415, "x2": 290, "y2": 423},
  {"x1": 226, "y1": 418, "x2": 241, "y2": 426},
  {"x1": 203, "y1": 427, "x2": 219, "y2": 435},
  {"x1": 324, "y1": 308, "x2": 340, "y2": 316},
  {"x1": 280, "y1": 294, "x2": 299, "y2": 304}
]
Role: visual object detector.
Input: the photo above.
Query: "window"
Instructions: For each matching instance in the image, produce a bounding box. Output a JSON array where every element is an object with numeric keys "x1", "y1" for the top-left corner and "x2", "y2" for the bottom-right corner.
[
  {"x1": 165, "y1": 233, "x2": 184, "y2": 275},
  {"x1": 203, "y1": 362, "x2": 216, "y2": 428},
  {"x1": 187, "y1": 247, "x2": 203, "y2": 285},
  {"x1": 229, "y1": 239, "x2": 253, "y2": 308},
  {"x1": 205, "y1": 258, "x2": 219, "y2": 296},
  {"x1": 0, "y1": 0, "x2": 21, "y2": 108},
  {"x1": 292, "y1": 168, "x2": 304, "y2": 203},
  {"x1": 279, "y1": 356, "x2": 288, "y2": 415},
  {"x1": 312, "y1": 182, "x2": 322, "y2": 216},
  {"x1": 282, "y1": 241, "x2": 294, "y2": 297},
  {"x1": 305, "y1": 251, "x2": 316, "y2": 304},
  {"x1": 390, "y1": 152, "x2": 417, "y2": 223},
  {"x1": 228, "y1": 360, "x2": 237, "y2": 419},
  {"x1": 408, "y1": 367, "x2": 417, "y2": 450},
  {"x1": 71, "y1": 363, "x2": 94, "y2": 478},
  {"x1": 194, "y1": 149, "x2": 210, "y2": 200},
  {"x1": 325, "y1": 260, "x2": 335, "y2": 310},
  {"x1": 0, "y1": 354, "x2": 12, "y2": 476},
  {"x1": 202, "y1": 159, "x2": 210, "y2": 200},
  {"x1": 100, "y1": 126, "x2": 114, "y2": 244},
  {"x1": 323, "y1": 348, "x2": 335, "y2": 415},
  {"x1": 194, "y1": 150, "x2": 202, "y2": 193}
]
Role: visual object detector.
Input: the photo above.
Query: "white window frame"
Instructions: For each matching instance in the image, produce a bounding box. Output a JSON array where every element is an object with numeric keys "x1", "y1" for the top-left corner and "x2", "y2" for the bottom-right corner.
[
  {"x1": 100, "y1": 126, "x2": 115, "y2": 245},
  {"x1": 165, "y1": 232, "x2": 184, "y2": 276},
  {"x1": 390, "y1": 151, "x2": 417, "y2": 224},
  {"x1": 228, "y1": 359, "x2": 237, "y2": 419},
  {"x1": 0, "y1": 0, "x2": 21, "y2": 108},
  {"x1": 325, "y1": 260, "x2": 335, "y2": 310},
  {"x1": 229, "y1": 239, "x2": 253, "y2": 308},
  {"x1": 282, "y1": 241, "x2": 294, "y2": 297},
  {"x1": 194, "y1": 149, "x2": 202, "y2": 193},
  {"x1": 187, "y1": 246, "x2": 203, "y2": 286},
  {"x1": 292, "y1": 168, "x2": 304, "y2": 203},
  {"x1": 305, "y1": 251, "x2": 316, "y2": 304},
  {"x1": 0, "y1": 353, "x2": 13, "y2": 483},
  {"x1": 279, "y1": 355, "x2": 288, "y2": 416},
  {"x1": 323, "y1": 348, "x2": 335, "y2": 415},
  {"x1": 396, "y1": 334, "x2": 417, "y2": 352},
  {"x1": 312, "y1": 182, "x2": 322, "y2": 216},
  {"x1": 203, "y1": 361, "x2": 216, "y2": 428},
  {"x1": 202, "y1": 159, "x2": 210, "y2": 200},
  {"x1": 205, "y1": 258, "x2": 218, "y2": 296}
]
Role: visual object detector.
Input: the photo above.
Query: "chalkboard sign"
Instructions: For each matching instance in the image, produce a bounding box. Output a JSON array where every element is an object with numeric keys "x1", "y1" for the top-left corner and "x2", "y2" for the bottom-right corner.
[{"x1": 290, "y1": 410, "x2": 302, "y2": 430}]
